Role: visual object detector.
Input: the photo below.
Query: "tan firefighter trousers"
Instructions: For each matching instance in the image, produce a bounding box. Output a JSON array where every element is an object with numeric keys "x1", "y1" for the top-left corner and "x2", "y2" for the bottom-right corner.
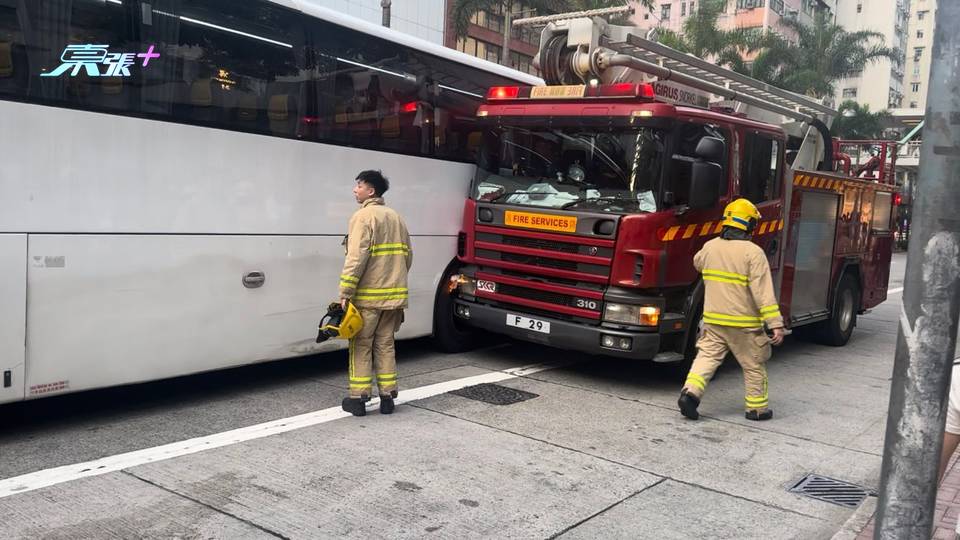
[
  {"x1": 348, "y1": 308, "x2": 403, "y2": 398},
  {"x1": 683, "y1": 324, "x2": 772, "y2": 412}
]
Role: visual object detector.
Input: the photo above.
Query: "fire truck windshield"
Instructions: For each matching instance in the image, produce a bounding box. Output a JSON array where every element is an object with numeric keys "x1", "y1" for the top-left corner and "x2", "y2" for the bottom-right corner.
[{"x1": 473, "y1": 126, "x2": 665, "y2": 213}]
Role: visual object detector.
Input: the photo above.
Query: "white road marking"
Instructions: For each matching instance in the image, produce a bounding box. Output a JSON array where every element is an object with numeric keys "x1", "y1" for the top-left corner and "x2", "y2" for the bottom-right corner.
[
  {"x1": 888, "y1": 287, "x2": 904, "y2": 295},
  {"x1": 0, "y1": 362, "x2": 563, "y2": 499}
]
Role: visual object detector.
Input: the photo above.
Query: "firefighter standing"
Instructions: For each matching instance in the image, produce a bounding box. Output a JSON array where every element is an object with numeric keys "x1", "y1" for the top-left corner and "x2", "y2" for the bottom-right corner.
[
  {"x1": 679, "y1": 198, "x2": 785, "y2": 421},
  {"x1": 339, "y1": 170, "x2": 413, "y2": 417}
]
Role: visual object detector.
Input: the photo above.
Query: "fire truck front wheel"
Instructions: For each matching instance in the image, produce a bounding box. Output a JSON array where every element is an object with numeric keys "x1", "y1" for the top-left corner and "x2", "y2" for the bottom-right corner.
[{"x1": 815, "y1": 273, "x2": 859, "y2": 346}]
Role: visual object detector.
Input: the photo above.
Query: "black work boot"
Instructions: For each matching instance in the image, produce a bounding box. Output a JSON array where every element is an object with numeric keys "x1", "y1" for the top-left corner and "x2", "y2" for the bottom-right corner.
[
  {"x1": 379, "y1": 396, "x2": 395, "y2": 415},
  {"x1": 678, "y1": 391, "x2": 701, "y2": 420},
  {"x1": 745, "y1": 409, "x2": 773, "y2": 421},
  {"x1": 341, "y1": 397, "x2": 366, "y2": 417}
]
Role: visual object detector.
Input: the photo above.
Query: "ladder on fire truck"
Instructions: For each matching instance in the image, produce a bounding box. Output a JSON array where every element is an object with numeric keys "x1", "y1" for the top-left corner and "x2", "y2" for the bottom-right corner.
[{"x1": 515, "y1": 7, "x2": 837, "y2": 127}]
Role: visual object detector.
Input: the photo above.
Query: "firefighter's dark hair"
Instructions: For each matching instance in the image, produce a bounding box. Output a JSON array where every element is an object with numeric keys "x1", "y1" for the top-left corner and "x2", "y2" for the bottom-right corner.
[{"x1": 356, "y1": 170, "x2": 389, "y2": 197}]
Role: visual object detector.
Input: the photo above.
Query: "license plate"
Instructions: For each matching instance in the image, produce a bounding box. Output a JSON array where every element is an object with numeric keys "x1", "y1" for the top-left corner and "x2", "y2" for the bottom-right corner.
[
  {"x1": 476, "y1": 279, "x2": 497, "y2": 293},
  {"x1": 506, "y1": 314, "x2": 551, "y2": 334},
  {"x1": 504, "y1": 211, "x2": 577, "y2": 233}
]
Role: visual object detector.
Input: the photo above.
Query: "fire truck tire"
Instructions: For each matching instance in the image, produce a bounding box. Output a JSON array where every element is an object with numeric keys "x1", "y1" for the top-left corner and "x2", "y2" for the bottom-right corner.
[
  {"x1": 815, "y1": 273, "x2": 859, "y2": 346},
  {"x1": 432, "y1": 279, "x2": 482, "y2": 353}
]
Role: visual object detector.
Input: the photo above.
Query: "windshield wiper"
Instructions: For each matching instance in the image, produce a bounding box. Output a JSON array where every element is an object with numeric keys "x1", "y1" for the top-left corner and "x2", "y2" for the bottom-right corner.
[
  {"x1": 488, "y1": 190, "x2": 535, "y2": 203},
  {"x1": 561, "y1": 194, "x2": 633, "y2": 210}
]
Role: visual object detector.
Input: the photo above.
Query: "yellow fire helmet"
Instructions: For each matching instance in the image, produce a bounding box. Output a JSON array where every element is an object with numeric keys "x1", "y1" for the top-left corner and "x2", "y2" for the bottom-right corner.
[
  {"x1": 721, "y1": 198, "x2": 762, "y2": 233},
  {"x1": 316, "y1": 301, "x2": 364, "y2": 343}
]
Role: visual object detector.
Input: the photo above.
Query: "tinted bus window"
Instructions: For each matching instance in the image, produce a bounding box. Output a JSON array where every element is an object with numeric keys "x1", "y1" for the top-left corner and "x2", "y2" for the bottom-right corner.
[{"x1": 0, "y1": 0, "x2": 517, "y2": 162}]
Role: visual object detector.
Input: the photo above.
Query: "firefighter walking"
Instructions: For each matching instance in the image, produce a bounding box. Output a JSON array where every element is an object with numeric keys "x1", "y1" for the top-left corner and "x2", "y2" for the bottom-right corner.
[
  {"x1": 679, "y1": 199, "x2": 785, "y2": 421},
  {"x1": 339, "y1": 170, "x2": 413, "y2": 417}
]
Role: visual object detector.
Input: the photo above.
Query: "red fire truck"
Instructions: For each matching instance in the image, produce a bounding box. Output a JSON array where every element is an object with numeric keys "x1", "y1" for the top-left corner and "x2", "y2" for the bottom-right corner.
[{"x1": 434, "y1": 14, "x2": 897, "y2": 365}]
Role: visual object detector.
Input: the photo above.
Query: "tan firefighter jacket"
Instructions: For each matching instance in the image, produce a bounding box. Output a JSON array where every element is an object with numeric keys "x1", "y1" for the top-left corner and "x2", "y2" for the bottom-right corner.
[
  {"x1": 693, "y1": 237, "x2": 784, "y2": 329},
  {"x1": 339, "y1": 198, "x2": 413, "y2": 310}
]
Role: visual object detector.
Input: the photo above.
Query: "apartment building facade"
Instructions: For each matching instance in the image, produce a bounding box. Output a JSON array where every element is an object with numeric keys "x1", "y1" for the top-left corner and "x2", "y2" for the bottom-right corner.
[
  {"x1": 832, "y1": 0, "x2": 910, "y2": 111},
  {"x1": 902, "y1": 0, "x2": 935, "y2": 110},
  {"x1": 631, "y1": 0, "x2": 834, "y2": 37},
  {"x1": 442, "y1": 0, "x2": 541, "y2": 75}
]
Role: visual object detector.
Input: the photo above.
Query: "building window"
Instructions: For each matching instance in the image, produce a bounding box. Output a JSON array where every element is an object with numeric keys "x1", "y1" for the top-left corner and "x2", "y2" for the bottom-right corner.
[
  {"x1": 681, "y1": 2, "x2": 686, "y2": 16},
  {"x1": 917, "y1": 10, "x2": 927, "y2": 20},
  {"x1": 644, "y1": 13, "x2": 650, "y2": 19},
  {"x1": 913, "y1": 63, "x2": 921, "y2": 76},
  {"x1": 737, "y1": 0, "x2": 764, "y2": 9},
  {"x1": 842, "y1": 88, "x2": 858, "y2": 98},
  {"x1": 856, "y1": 3, "x2": 862, "y2": 12},
  {"x1": 485, "y1": 43, "x2": 502, "y2": 64},
  {"x1": 771, "y1": 0, "x2": 784, "y2": 14},
  {"x1": 911, "y1": 82, "x2": 921, "y2": 92},
  {"x1": 509, "y1": 51, "x2": 536, "y2": 74},
  {"x1": 914, "y1": 47, "x2": 924, "y2": 61},
  {"x1": 661, "y1": 3, "x2": 671, "y2": 20},
  {"x1": 909, "y1": 101, "x2": 918, "y2": 109},
  {"x1": 917, "y1": 30, "x2": 924, "y2": 39}
]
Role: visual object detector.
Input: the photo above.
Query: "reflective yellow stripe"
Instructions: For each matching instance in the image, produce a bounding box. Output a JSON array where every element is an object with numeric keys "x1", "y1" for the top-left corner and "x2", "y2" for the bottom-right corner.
[
  {"x1": 703, "y1": 312, "x2": 762, "y2": 322},
  {"x1": 371, "y1": 243, "x2": 408, "y2": 250},
  {"x1": 704, "y1": 320, "x2": 761, "y2": 328},
  {"x1": 662, "y1": 226, "x2": 680, "y2": 241},
  {"x1": 354, "y1": 294, "x2": 409, "y2": 300},
  {"x1": 685, "y1": 373, "x2": 707, "y2": 391},
  {"x1": 703, "y1": 276, "x2": 749, "y2": 286},
  {"x1": 760, "y1": 305, "x2": 780, "y2": 314},
  {"x1": 762, "y1": 312, "x2": 782, "y2": 320},
  {"x1": 370, "y1": 250, "x2": 409, "y2": 256},
  {"x1": 349, "y1": 383, "x2": 372, "y2": 389},
  {"x1": 350, "y1": 377, "x2": 372, "y2": 383},
  {"x1": 356, "y1": 287, "x2": 408, "y2": 294},
  {"x1": 377, "y1": 374, "x2": 397, "y2": 380},
  {"x1": 340, "y1": 275, "x2": 359, "y2": 284},
  {"x1": 746, "y1": 396, "x2": 768, "y2": 403},
  {"x1": 340, "y1": 281, "x2": 358, "y2": 288},
  {"x1": 703, "y1": 269, "x2": 749, "y2": 281}
]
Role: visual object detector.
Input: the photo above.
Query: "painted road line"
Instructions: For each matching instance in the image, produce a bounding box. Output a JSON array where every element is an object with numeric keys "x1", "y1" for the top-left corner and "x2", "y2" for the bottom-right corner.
[{"x1": 0, "y1": 362, "x2": 564, "y2": 499}]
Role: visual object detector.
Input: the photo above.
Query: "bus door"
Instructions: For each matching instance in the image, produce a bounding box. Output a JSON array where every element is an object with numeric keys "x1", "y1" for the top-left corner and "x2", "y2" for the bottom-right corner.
[{"x1": 0, "y1": 234, "x2": 26, "y2": 404}]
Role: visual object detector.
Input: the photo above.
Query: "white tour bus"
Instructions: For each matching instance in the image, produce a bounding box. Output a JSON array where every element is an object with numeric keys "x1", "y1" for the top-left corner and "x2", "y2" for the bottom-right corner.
[{"x1": 0, "y1": 0, "x2": 540, "y2": 403}]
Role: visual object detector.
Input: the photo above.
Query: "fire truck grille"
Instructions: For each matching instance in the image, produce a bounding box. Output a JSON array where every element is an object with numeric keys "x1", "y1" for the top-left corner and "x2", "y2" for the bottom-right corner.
[
  {"x1": 501, "y1": 252, "x2": 579, "y2": 271},
  {"x1": 501, "y1": 235, "x2": 580, "y2": 254},
  {"x1": 496, "y1": 284, "x2": 599, "y2": 312}
]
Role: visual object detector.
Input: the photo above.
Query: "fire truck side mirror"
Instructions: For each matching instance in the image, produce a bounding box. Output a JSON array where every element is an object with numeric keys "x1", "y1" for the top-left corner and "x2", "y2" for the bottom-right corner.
[{"x1": 689, "y1": 161, "x2": 722, "y2": 210}]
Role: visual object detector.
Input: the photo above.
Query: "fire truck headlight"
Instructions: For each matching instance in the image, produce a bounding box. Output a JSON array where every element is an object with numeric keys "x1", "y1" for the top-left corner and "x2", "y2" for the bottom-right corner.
[
  {"x1": 459, "y1": 277, "x2": 477, "y2": 296},
  {"x1": 604, "y1": 303, "x2": 660, "y2": 326}
]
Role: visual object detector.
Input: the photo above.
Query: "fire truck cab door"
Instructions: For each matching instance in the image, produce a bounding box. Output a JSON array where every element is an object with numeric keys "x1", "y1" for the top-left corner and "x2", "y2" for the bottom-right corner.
[{"x1": 738, "y1": 131, "x2": 785, "y2": 276}]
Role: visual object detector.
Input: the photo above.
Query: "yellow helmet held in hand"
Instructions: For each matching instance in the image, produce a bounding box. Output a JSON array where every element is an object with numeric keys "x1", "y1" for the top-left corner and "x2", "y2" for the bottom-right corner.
[
  {"x1": 721, "y1": 198, "x2": 761, "y2": 233},
  {"x1": 316, "y1": 301, "x2": 364, "y2": 343}
]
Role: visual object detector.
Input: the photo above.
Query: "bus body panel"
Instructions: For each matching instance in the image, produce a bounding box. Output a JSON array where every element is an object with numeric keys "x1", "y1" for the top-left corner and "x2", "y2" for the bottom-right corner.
[
  {"x1": 16, "y1": 233, "x2": 452, "y2": 403},
  {"x1": 0, "y1": 235, "x2": 27, "y2": 403},
  {"x1": 0, "y1": 102, "x2": 470, "y2": 237}
]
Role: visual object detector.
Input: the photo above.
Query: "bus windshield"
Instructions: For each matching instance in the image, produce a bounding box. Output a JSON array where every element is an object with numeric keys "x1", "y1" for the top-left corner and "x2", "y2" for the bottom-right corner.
[{"x1": 473, "y1": 126, "x2": 666, "y2": 213}]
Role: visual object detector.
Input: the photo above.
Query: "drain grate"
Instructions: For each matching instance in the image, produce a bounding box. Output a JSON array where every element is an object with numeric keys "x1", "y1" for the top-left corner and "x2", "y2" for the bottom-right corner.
[
  {"x1": 450, "y1": 383, "x2": 539, "y2": 405},
  {"x1": 789, "y1": 474, "x2": 874, "y2": 508}
]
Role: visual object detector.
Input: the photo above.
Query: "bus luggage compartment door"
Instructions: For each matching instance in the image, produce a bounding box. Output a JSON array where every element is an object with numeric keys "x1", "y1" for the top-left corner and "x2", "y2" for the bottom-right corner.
[
  {"x1": 0, "y1": 234, "x2": 26, "y2": 404},
  {"x1": 791, "y1": 191, "x2": 840, "y2": 318}
]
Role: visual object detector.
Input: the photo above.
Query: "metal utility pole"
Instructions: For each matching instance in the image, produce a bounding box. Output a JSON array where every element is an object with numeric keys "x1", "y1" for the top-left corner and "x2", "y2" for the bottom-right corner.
[
  {"x1": 876, "y1": 1, "x2": 960, "y2": 538},
  {"x1": 381, "y1": 0, "x2": 391, "y2": 27}
]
